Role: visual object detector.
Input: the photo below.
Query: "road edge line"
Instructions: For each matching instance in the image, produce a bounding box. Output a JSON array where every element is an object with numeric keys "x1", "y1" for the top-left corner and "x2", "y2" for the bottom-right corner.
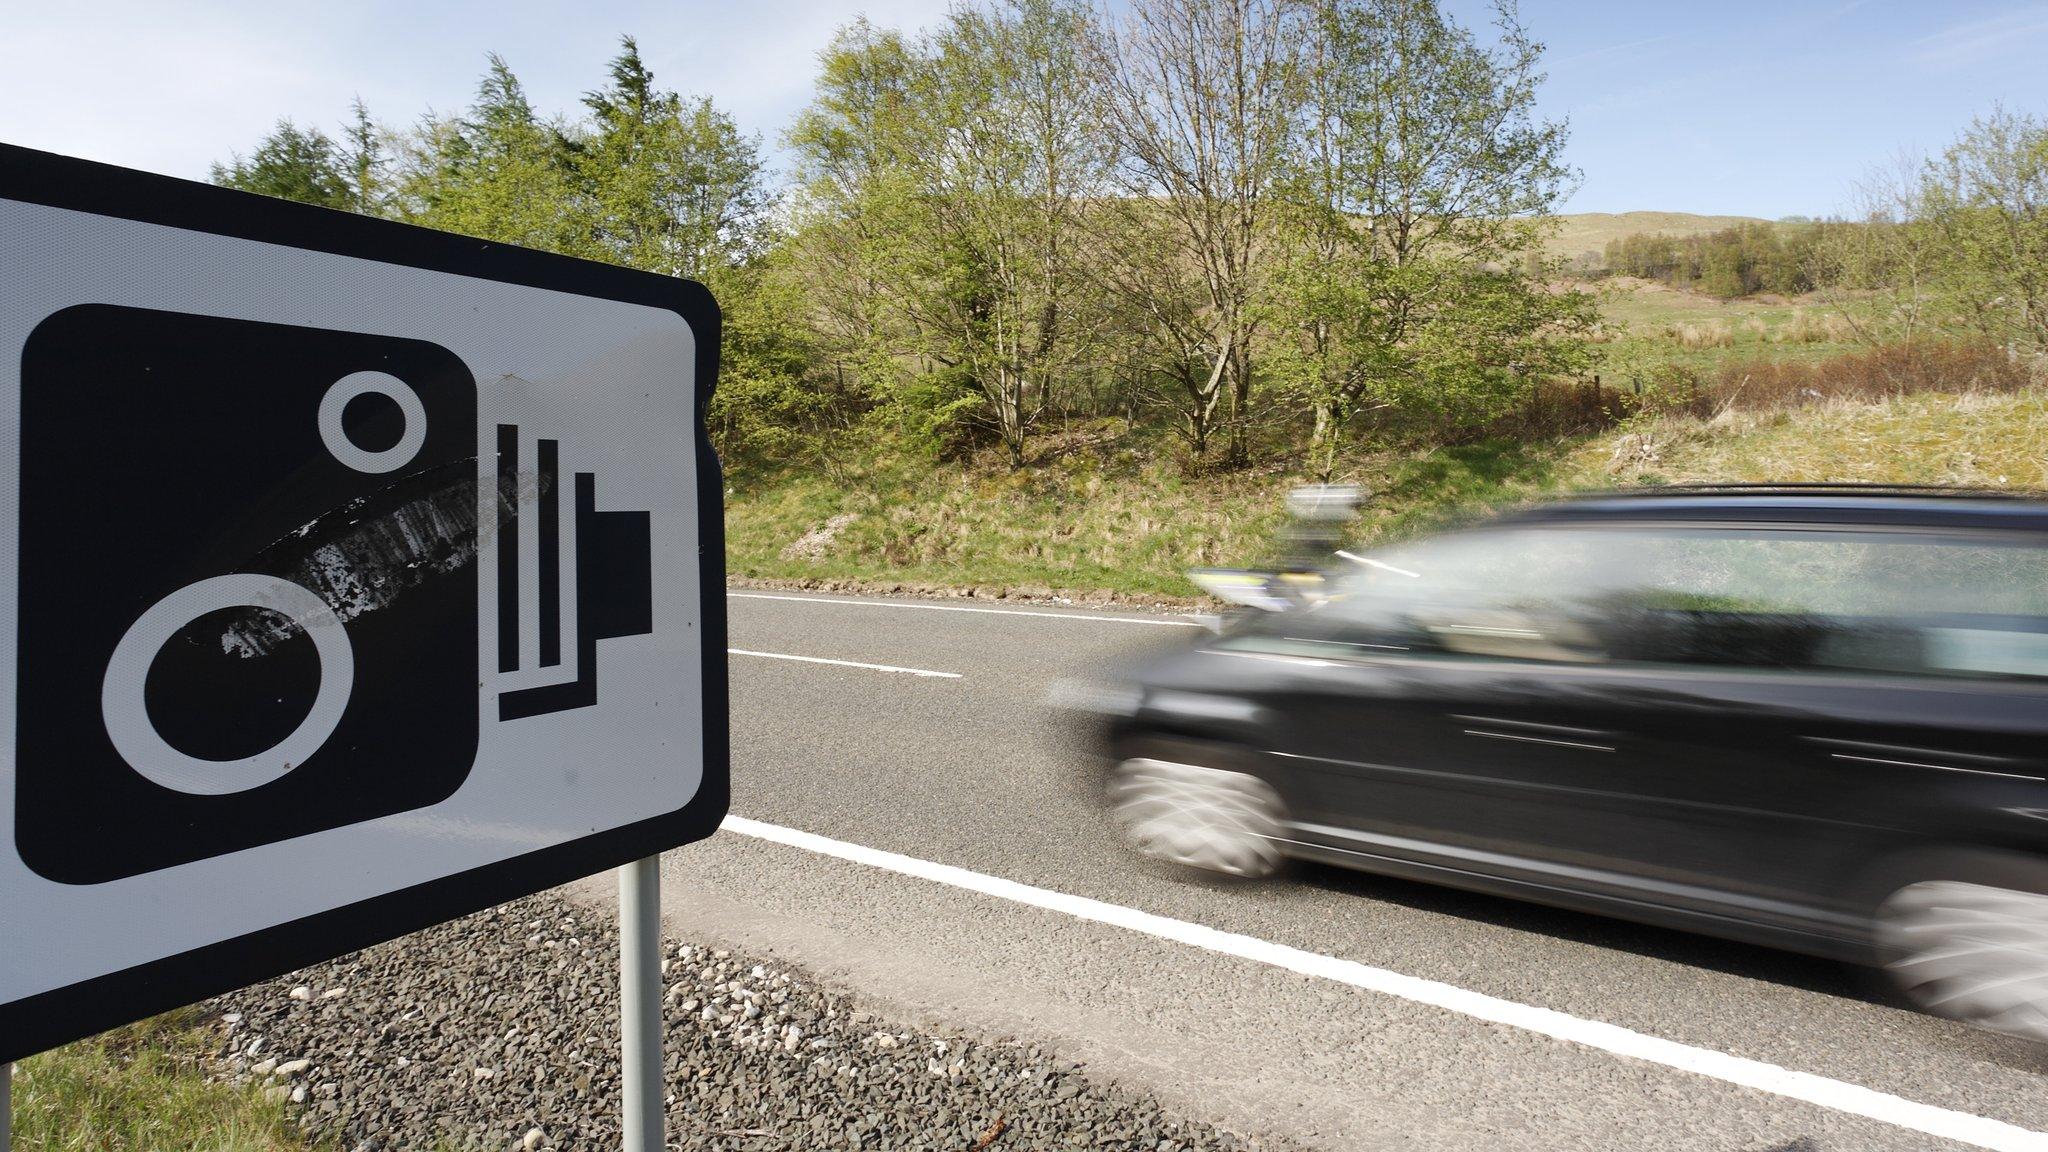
[
  {"x1": 718, "y1": 814, "x2": 2048, "y2": 1152},
  {"x1": 727, "y1": 649, "x2": 962, "y2": 678}
]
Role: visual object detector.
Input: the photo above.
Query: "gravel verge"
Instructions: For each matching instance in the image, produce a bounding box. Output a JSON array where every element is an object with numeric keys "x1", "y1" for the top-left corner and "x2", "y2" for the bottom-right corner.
[{"x1": 204, "y1": 892, "x2": 1285, "y2": 1152}]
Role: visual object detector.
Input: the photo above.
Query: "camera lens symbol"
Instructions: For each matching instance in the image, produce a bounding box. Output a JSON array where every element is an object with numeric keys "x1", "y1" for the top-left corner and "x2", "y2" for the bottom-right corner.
[
  {"x1": 318, "y1": 371, "x2": 427, "y2": 474},
  {"x1": 101, "y1": 574, "x2": 355, "y2": 796}
]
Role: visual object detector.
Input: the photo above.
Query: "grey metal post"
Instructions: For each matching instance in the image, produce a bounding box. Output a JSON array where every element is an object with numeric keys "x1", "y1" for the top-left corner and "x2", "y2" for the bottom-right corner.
[{"x1": 619, "y1": 855, "x2": 663, "y2": 1152}]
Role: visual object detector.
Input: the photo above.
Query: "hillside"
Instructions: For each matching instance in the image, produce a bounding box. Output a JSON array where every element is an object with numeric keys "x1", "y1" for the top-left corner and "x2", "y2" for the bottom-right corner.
[
  {"x1": 727, "y1": 389, "x2": 2048, "y2": 603},
  {"x1": 1545, "y1": 211, "x2": 1779, "y2": 264}
]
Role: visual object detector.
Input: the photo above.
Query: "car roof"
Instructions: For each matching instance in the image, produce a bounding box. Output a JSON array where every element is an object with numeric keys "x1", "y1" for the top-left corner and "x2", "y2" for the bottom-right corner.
[{"x1": 1490, "y1": 485, "x2": 2048, "y2": 533}]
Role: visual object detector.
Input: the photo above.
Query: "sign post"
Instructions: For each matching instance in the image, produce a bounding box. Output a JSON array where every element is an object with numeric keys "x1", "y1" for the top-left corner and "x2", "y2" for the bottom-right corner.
[
  {"x1": 620, "y1": 856, "x2": 665, "y2": 1152},
  {"x1": 0, "y1": 144, "x2": 729, "y2": 1144}
]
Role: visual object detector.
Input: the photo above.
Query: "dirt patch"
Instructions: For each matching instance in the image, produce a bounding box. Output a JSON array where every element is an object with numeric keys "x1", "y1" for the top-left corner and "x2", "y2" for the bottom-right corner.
[{"x1": 778, "y1": 513, "x2": 860, "y2": 562}]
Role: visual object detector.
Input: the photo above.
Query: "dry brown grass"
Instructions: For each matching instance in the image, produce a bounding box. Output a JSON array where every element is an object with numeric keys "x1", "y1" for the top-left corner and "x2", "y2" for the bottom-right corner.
[
  {"x1": 1690, "y1": 340, "x2": 2037, "y2": 414},
  {"x1": 1665, "y1": 320, "x2": 1734, "y2": 349},
  {"x1": 1776, "y1": 308, "x2": 1859, "y2": 344}
]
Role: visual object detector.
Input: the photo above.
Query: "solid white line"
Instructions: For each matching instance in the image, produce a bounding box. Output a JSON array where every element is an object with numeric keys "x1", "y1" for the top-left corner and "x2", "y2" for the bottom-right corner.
[
  {"x1": 719, "y1": 814, "x2": 2048, "y2": 1152},
  {"x1": 729, "y1": 591, "x2": 1204, "y2": 627},
  {"x1": 727, "y1": 648, "x2": 962, "y2": 679}
]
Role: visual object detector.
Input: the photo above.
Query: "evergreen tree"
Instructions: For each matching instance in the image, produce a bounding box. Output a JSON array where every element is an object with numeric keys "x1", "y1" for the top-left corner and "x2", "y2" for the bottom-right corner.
[
  {"x1": 340, "y1": 97, "x2": 387, "y2": 215},
  {"x1": 210, "y1": 120, "x2": 353, "y2": 209},
  {"x1": 397, "y1": 55, "x2": 587, "y2": 254},
  {"x1": 578, "y1": 36, "x2": 772, "y2": 278}
]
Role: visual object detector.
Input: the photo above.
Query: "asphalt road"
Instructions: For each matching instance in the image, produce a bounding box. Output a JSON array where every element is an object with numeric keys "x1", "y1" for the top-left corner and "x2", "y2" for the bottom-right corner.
[{"x1": 575, "y1": 590, "x2": 2048, "y2": 1152}]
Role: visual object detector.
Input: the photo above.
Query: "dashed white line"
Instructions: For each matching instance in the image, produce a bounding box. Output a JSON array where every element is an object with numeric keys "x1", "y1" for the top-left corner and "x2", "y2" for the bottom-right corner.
[
  {"x1": 727, "y1": 649, "x2": 961, "y2": 678},
  {"x1": 719, "y1": 814, "x2": 2048, "y2": 1152},
  {"x1": 729, "y1": 591, "x2": 1204, "y2": 627}
]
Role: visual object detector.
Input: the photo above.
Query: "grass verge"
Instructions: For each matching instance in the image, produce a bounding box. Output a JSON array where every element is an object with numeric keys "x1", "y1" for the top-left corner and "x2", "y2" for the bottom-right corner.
[
  {"x1": 10, "y1": 1011, "x2": 319, "y2": 1152},
  {"x1": 728, "y1": 436, "x2": 1572, "y2": 600}
]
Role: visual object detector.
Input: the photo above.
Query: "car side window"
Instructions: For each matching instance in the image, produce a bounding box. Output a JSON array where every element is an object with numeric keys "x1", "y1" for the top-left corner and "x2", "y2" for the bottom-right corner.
[
  {"x1": 1606, "y1": 529, "x2": 2048, "y2": 679},
  {"x1": 1319, "y1": 525, "x2": 2048, "y2": 679},
  {"x1": 1313, "y1": 528, "x2": 1620, "y2": 662}
]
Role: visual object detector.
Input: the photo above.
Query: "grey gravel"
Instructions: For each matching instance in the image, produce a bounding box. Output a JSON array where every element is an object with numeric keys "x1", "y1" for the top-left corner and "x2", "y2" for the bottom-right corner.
[{"x1": 205, "y1": 893, "x2": 1284, "y2": 1152}]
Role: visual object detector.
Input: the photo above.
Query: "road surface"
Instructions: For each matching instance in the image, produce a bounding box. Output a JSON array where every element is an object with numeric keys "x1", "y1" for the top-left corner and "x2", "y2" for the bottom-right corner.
[{"x1": 576, "y1": 590, "x2": 2048, "y2": 1151}]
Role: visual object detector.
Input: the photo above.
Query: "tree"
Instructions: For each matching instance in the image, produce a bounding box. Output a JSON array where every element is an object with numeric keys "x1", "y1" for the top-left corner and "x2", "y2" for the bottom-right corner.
[
  {"x1": 886, "y1": 0, "x2": 1110, "y2": 466},
  {"x1": 1920, "y1": 108, "x2": 2048, "y2": 353},
  {"x1": 784, "y1": 20, "x2": 925, "y2": 440},
  {"x1": 1264, "y1": 0, "x2": 1592, "y2": 474},
  {"x1": 395, "y1": 55, "x2": 587, "y2": 254},
  {"x1": 210, "y1": 120, "x2": 353, "y2": 209},
  {"x1": 577, "y1": 37, "x2": 773, "y2": 279},
  {"x1": 1091, "y1": 0, "x2": 1307, "y2": 464},
  {"x1": 1819, "y1": 115, "x2": 2048, "y2": 355},
  {"x1": 339, "y1": 97, "x2": 388, "y2": 215}
]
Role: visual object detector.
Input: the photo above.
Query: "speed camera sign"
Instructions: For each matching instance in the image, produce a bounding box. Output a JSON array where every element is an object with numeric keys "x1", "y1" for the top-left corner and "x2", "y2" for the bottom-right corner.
[{"x1": 0, "y1": 144, "x2": 729, "y2": 1063}]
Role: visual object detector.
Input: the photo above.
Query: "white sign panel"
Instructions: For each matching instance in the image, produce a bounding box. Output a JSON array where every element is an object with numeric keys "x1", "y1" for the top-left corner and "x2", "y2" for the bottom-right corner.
[{"x1": 0, "y1": 144, "x2": 728, "y2": 1061}]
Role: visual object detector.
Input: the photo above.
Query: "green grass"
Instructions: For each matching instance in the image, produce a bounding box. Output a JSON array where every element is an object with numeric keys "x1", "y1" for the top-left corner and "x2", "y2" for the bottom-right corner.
[
  {"x1": 10, "y1": 1011, "x2": 321, "y2": 1152},
  {"x1": 729, "y1": 436, "x2": 1571, "y2": 600},
  {"x1": 1590, "y1": 278, "x2": 1871, "y2": 378}
]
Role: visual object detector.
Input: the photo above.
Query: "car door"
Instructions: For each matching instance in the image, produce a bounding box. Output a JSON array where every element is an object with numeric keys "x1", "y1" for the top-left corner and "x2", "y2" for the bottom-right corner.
[
  {"x1": 1496, "y1": 526, "x2": 2048, "y2": 925},
  {"x1": 1369, "y1": 523, "x2": 2048, "y2": 937},
  {"x1": 1243, "y1": 524, "x2": 1649, "y2": 874}
]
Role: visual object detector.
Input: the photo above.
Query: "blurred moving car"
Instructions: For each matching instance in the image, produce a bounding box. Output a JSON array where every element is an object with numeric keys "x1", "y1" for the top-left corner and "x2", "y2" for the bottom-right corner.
[{"x1": 1060, "y1": 486, "x2": 2048, "y2": 1040}]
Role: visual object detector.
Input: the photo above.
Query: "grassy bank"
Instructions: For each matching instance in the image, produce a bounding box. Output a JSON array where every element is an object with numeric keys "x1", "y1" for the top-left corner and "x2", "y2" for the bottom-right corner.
[
  {"x1": 730, "y1": 388, "x2": 2048, "y2": 601},
  {"x1": 727, "y1": 435, "x2": 1577, "y2": 600},
  {"x1": 9, "y1": 1012, "x2": 318, "y2": 1152}
]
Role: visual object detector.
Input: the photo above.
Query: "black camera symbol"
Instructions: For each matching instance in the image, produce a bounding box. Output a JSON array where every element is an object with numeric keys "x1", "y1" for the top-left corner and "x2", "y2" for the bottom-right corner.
[{"x1": 13, "y1": 305, "x2": 650, "y2": 885}]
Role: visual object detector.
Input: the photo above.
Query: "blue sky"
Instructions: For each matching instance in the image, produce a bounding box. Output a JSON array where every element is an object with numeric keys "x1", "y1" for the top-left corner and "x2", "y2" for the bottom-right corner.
[{"x1": 3, "y1": 1, "x2": 2044, "y2": 218}]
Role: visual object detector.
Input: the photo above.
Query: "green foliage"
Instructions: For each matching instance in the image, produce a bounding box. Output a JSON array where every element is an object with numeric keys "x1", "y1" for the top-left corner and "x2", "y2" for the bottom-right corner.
[
  {"x1": 1266, "y1": 0, "x2": 1594, "y2": 473},
  {"x1": 1919, "y1": 108, "x2": 2048, "y2": 352},
  {"x1": 575, "y1": 37, "x2": 771, "y2": 278},
  {"x1": 209, "y1": 120, "x2": 353, "y2": 210},
  {"x1": 786, "y1": 3, "x2": 1109, "y2": 467},
  {"x1": 392, "y1": 55, "x2": 589, "y2": 253},
  {"x1": 1603, "y1": 221, "x2": 1827, "y2": 297},
  {"x1": 1807, "y1": 109, "x2": 2048, "y2": 355},
  {"x1": 203, "y1": 8, "x2": 2047, "y2": 514}
]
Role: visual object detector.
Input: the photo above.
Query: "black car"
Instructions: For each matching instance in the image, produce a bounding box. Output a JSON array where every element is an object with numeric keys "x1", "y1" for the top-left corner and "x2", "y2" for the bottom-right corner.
[{"x1": 1063, "y1": 486, "x2": 2048, "y2": 1039}]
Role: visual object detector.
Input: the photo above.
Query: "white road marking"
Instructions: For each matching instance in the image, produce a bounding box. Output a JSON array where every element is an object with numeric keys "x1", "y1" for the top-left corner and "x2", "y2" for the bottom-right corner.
[
  {"x1": 727, "y1": 649, "x2": 961, "y2": 679},
  {"x1": 719, "y1": 814, "x2": 2048, "y2": 1152},
  {"x1": 729, "y1": 591, "x2": 1204, "y2": 627}
]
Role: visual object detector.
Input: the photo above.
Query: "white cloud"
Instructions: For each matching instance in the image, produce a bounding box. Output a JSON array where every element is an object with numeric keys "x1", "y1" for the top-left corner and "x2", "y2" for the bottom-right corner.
[{"x1": 1912, "y1": 5, "x2": 2048, "y2": 70}]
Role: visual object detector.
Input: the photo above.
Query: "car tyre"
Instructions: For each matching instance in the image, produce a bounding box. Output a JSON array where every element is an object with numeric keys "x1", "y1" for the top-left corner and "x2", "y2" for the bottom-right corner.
[
  {"x1": 1106, "y1": 742, "x2": 1286, "y2": 879},
  {"x1": 1868, "y1": 850, "x2": 2048, "y2": 1042}
]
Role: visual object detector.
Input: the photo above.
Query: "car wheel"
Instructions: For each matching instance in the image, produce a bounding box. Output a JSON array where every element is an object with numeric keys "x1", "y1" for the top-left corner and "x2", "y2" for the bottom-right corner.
[
  {"x1": 1873, "y1": 860, "x2": 2048, "y2": 1042},
  {"x1": 1106, "y1": 752, "x2": 1286, "y2": 879}
]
